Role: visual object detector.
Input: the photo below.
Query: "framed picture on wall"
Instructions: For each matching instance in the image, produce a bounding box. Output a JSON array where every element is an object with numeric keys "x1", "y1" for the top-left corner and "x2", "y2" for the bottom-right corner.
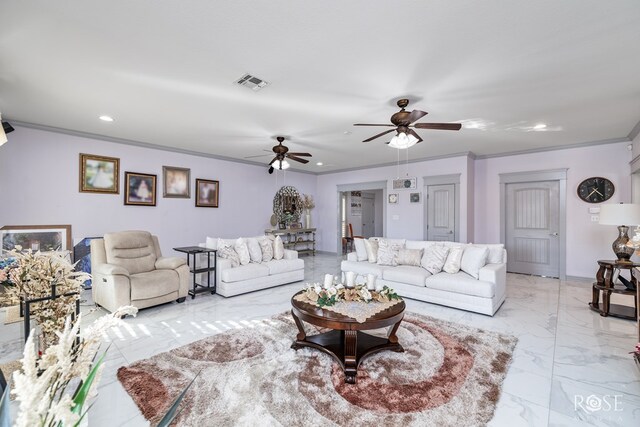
[
  {"x1": 124, "y1": 172, "x2": 157, "y2": 206},
  {"x1": 195, "y1": 178, "x2": 219, "y2": 207},
  {"x1": 163, "y1": 166, "x2": 191, "y2": 198},
  {"x1": 388, "y1": 193, "x2": 398, "y2": 204},
  {"x1": 1, "y1": 225, "x2": 72, "y2": 253},
  {"x1": 79, "y1": 153, "x2": 119, "y2": 194},
  {"x1": 410, "y1": 192, "x2": 420, "y2": 203}
]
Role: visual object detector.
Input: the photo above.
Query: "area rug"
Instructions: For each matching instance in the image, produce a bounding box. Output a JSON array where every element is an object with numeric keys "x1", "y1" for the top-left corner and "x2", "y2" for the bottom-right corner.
[
  {"x1": 3, "y1": 305, "x2": 23, "y2": 325},
  {"x1": 117, "y1": 312, "x2": 517, "y2": 426}
]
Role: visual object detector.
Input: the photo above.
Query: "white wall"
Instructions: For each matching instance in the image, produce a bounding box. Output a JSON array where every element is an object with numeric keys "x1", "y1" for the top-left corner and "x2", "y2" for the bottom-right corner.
[
  {"x1": 474, "y1": 142, "x2": 632, "y2": 278},
  {"x1": 0, "y1": 127, "x2": 317, "y2": 257}
]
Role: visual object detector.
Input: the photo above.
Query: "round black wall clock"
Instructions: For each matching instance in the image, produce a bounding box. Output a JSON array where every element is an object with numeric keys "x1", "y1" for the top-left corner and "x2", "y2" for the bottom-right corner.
[{"x1": 577, "y1": 177, "x2": 614, "y2": 203}]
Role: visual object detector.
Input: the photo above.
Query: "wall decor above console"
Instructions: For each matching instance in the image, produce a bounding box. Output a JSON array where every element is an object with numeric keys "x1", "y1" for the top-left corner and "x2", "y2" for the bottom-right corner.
[
  {"x1": 162, "y1": 166, "x2": 190, "y2": 198},
  {"x1": 79, "y1": 153, "x2": 119, "y2": 194}
]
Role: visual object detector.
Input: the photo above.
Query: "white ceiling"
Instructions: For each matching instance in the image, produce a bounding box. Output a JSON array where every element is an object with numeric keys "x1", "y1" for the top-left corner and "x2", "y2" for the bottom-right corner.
[{"x1": 1, "y1": 1, "x2": 639, "y2": 172}]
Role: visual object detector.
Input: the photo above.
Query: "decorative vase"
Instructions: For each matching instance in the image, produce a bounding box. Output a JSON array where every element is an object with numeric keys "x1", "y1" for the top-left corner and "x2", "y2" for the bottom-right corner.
[
  {"x1": 366, "y1": 274, "x2": 377, "y2": 291},
  {"x1": 305, "y1": 210, "x2": 312, "y2": 229}
]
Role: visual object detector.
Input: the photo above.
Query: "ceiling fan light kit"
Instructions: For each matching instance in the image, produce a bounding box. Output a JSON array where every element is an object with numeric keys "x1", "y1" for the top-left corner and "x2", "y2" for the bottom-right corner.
[{"x1": 388, "y1": 131, "x2": 419, "y2": 149}]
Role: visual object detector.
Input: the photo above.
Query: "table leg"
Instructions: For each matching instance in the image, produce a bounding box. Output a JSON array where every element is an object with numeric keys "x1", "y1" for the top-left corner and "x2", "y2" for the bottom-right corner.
[
  {"x1": 344, "y1": 330, "x2": 357, "y2": 384},
  {"x1": 290, "y1": 310, "x2": 306, "y2": 349},
  {"x1": 387, "y1": 320, "x2": 405, "y2": 352}
]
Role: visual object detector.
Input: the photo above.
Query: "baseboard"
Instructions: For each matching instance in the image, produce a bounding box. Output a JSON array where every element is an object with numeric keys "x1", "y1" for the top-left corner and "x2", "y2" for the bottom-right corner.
[
  {"x1": 315, "y1": 250, "x2": 339, "y2": 256},
  {"x1": 565, "y1": 275, "x2": 592, "y2": 283}
]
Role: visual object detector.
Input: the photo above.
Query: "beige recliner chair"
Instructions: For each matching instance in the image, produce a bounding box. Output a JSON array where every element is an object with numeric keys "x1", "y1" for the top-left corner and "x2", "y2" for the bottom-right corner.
[{"x1": 91, "y1": 231, "x2": 189, "y2": 312}]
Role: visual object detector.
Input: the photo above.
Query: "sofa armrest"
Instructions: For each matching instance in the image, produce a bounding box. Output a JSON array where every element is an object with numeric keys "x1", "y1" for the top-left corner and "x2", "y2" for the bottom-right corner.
[
  {"x1": 155, "y1": 257, "x2": 187, "y2": 270},
  {"x1": 93, "y1": 263, "x2": 130, "y2": 277},
  {"x1": 284, "y1": 250, "x2": 298, "y2": 260},
  {"x1": 346, "y1": 252, "x2": 358, "y2": 262},
  {"x1": 478, "y1": 262, "x2": 505, "y2": 284}
]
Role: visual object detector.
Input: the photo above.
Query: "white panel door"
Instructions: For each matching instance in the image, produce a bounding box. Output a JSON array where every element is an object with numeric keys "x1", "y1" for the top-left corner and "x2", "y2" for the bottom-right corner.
[
  {"x1": 506, "y1": 181, "x2": 560, "y2": 277},
  {"x1": 361, "y1": 194, "x2": 375, "y2": 237},
  {"x1": 427, "y1": 184, "x2": 455, "y2": 241}
]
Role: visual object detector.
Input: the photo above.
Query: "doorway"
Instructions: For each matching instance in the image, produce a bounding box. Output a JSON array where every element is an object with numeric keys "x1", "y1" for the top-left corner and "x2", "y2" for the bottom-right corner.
[{"x1": 337, "y1": 181, "x2": 387, "y2": 254}]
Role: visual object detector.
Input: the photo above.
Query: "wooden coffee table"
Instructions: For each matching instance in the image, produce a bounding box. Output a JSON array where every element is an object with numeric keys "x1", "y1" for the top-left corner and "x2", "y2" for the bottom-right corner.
[{"x1": 290, "y1": 290, "x2": 405, "y2": 384}]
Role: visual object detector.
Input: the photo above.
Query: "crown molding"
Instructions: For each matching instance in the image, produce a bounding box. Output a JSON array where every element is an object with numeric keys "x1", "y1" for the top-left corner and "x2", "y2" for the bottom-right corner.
[
  {"x1": 628, "y1": 118, "x2": 640, "y2": 141},
  {"x1": 475, "y1": 137, "x2": 629, "y2": 160}
]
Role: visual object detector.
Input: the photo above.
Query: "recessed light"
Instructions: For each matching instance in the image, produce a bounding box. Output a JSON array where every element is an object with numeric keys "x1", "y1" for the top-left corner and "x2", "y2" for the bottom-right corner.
[
  {"x1": 533, "y1": 123, "x2": 547, "y2": 130},
  {"x1": 343, "y1": 131, "x2": 352, "y2": 135},
  {"x1": 316, "y1": 162, "x2": 323, "y2": 166},
  {"x1": 99, "y1": 115, "x2": 114, "y2": 122}
]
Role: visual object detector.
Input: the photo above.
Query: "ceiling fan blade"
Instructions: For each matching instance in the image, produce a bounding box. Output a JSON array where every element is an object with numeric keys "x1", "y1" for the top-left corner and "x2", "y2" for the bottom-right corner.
[
  {"x1": 268, "y1": 157, "x2": 277, "y2": 166},
  {"x1": 287, "y1": 152, "x2": 312, "y2": 157},
  {"x1": 353, "y1": 123, "x2": 396, "y2": 127},
  {"x1": 413, "y1": 123, "x2": 462, "y2": 131},
  {"x1": 408, "y1": 128, "x2": 423, "y2": 143},
  {"x1": 287, "y1": 155, "x2": 309, "y2": 164},
  {"x1": 244, "y1": 153, "x2": 272, "y2": 159},
  {"x1": 363, "y1": 128, "x2": 396, "y2": 142},
  {"x1": 406, "y1": 109, "x2": 428, "y2": 124}
]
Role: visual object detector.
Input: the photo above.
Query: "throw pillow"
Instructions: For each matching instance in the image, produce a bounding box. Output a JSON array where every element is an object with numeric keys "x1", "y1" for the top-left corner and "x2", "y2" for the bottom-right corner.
[
  {"x1": 377, "y1": 239, "x2": 403, "y2": 266},
  {"x1": 217, "y1": 241, "x2": 240, "y2": 268},
  {"x1": 246, "y1": 238, "x2": 263, "y2": 263},
  {"x1": 273, "y1": 235, "x2": 285, "y2": 260},
  {"x1": 259, "y1": 237, "x2": 273, "y2": 262},
  {"x1": 353, "y1": 238, "x2": 368, "y2": 261},
  {"x1": 396, "y1": 248, "x2": 423, "y2": 267},
  {"x1": 364, "y1": 238, "x2": 378, "y2": 263},
  {"x1": 421, "y1": 244, "x2": 450, "y2": 274},
  {"x1": 461, "y1": 246, "x2": 490, "y2": 279},
  {"x1": 483, "y1": 244, "x2": 505, "y2": 264},
  {"x1": 234, "y1": 238, "x2": 250, "y2": 265},
  {"x1": 443, "y1": 245, "x2": 466, "y2": 274},
  {"x1": 205, "y1": 236, "x2": 218, "y2": 249}
]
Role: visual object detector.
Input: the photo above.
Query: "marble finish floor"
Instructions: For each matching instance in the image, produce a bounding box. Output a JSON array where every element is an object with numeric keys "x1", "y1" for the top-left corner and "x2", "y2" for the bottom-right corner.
[{"x1": 1, "y1": 253, "x2": 639, "y2": 426}]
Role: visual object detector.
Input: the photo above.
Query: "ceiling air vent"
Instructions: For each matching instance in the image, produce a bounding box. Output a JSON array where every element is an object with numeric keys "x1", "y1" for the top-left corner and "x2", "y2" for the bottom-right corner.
[{"x1": 235, "y1": 73, "x2": 269, "y2": 91}]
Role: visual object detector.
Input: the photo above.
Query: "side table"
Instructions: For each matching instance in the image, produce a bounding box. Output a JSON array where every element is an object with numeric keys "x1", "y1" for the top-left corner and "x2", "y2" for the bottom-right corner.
[
  {"x1": 589, "y1": 259, "x2": 638, "y2": 320},
  {"x1": 173, "y1": 246, "x2": 217, "y2": 299}
]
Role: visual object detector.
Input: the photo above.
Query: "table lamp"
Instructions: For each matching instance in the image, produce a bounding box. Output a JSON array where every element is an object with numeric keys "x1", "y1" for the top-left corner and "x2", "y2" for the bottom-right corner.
[{"x1": 599, "y1": 203, "x2": 640, "y2": 262}]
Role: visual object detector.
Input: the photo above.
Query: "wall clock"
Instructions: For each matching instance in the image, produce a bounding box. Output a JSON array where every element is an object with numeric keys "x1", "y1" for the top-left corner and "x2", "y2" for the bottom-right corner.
[{"x1": 577, "y1": 177, "x2": 614, "y2": 203}]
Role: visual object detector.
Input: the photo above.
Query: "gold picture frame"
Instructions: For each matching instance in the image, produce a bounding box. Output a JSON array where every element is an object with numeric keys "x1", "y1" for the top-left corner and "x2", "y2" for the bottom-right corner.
[
  {"x1": 79, "y1": 153, "x2": 119, "y2": 194},
  {"x1": 195, "y1": 179, "x2": 219, "y2": 208},
  {"x1": 163, "y1": 166, "x2": 191, "y2": 198},
  {"x1": 1, "y1": 225, "x2": 72, "y2": 253},
  {"x1": 124, "y1": 172, "x2": 157, "y2": 206}
]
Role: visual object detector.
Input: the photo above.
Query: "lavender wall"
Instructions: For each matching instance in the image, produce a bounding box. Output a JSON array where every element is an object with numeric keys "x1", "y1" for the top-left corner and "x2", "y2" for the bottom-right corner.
[
  {"x1": 473, "y1": 142, "x2": 632, "y2": 278},
  {"x1": 0, "y1": 127, "x2": 317, "y2": 257}
]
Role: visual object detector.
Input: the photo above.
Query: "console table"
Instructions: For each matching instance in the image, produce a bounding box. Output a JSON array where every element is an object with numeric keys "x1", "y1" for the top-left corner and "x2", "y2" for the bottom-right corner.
[
  {"x1": 173, "y1": 246, "x2": 217, "y2": 298},
  {"x1": 589, "y1": 260, "x2": 638, "y2": 321},
  {"x1": 265, "y1": 228, "x2": 316, "y2": 256}
]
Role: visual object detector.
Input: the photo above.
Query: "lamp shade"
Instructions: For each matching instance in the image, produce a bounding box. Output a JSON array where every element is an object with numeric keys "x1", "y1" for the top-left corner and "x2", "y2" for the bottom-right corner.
[
  {"x1": 278, "y1": 159, "x2": 290, "y2": 170},
  {"x1": 599, "y1": 203, "x2": 640, "y2": 226},
  {"x1": 388, "y1": 131, "x2": 418, "y2": 149}
]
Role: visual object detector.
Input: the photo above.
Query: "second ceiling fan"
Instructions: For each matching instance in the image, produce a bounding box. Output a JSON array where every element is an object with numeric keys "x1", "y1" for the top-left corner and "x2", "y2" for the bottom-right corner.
[{"x1": 354, "y1": 99, "x2": 462, "y2": 148}]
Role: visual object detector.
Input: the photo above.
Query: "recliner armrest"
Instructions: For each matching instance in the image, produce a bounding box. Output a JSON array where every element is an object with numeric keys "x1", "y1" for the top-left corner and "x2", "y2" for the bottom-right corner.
[
  {"x1": 155, "y1": 257, "x2": 187, "y2": 270},
  {"x1": 93, "y1": 263, "x2": 130, "y2": 277},
  {"x1": 284, "y1": 250, "x2": 298, "y2": 260}
]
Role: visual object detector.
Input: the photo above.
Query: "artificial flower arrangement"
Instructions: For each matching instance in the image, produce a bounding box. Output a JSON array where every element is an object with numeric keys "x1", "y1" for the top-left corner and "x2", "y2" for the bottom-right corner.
[
  {"x1": 304, "y1": 282, "x2": 400, "y2": 307},
  {"x1": 301, "y1": 194, "x2": 315, "y2": 211},
  {"x1": 632, "y1": 342, "x2": 640, "y2": 368}
]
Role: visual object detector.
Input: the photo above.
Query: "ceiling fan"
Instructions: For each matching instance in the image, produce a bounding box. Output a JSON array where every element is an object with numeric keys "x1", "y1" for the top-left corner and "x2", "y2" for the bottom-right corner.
[
  {"x1": 354, "y1": 99, "x2": 462, "y2": 149},
  {"x1": 245, "y1": 136, "x2": 312, "y2": 171}
]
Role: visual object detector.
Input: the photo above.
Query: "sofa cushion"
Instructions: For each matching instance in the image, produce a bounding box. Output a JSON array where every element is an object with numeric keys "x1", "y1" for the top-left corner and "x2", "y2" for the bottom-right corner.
[
  {"x1": 443, "y1": 245, "x2": 466, "y2": 274},
  {"x1": 383, "y1": 265, "x2": 431, "y2": 287},
  {"x1": 421, "y1": 244, "x2": 449, "y2": 274},
  {"x1": 130, "y1": 269, "x2": 179, "y2": 300},
  {"x1": 221, "y1": 263, "x2": 270, "y2": 283},
  {"x1": 218, "y1": 240, "x2": 240, "y2": 267},
  {"x1": 364, "y1": 238, "x2": 378, "y2": 263},
  {"x1": 483, "y1": 244, "x2": 505, "y2": 264},
  {"x1": 354, "y1": 238, "x2": 368, "y2": 261},
  {"x1": 273, "y1": 236, "x2": 285, "y2": 260},
  {"x1": 104, "y1": 231, "x2": 157, "y2": 275},
  {"x1": 461, "y1": 246, "x2": 489, "y2": 279},
  {"x1": 341, "y1": 260, "x2": 386, "y2": 277},
  {"x1": 377, "y1": 239, "x2": 403, "y2": 266},
  {"x1": 234, "y1": 238, "x2": 251, "y2": 265},
  {"x1": 259, "y1": 237, "x2": 273, "y2": 262},
  {"x1": 396, "y1": 248, "x2": 423, "y2": 267},
  {"x1": 246, "y1": 238, "x2": 263, "y2": 263},
  {"x1": 405, "y1": 240, "x2": 434, "y2": 252},
  {"x1": 263, "y1": 259, "x2": 305, "y2": 275},
  {"x1": 425, "y1": 271, "x2": 495, "y2": 298}
]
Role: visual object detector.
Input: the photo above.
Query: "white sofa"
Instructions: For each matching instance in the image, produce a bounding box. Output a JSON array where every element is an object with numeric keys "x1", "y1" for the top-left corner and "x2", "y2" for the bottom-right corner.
[
  {"x1": 198, "y1": 237, "x2": 304, "y2": 297},
  {"x1": 341, "y1": 239, "x2": 506, "y2": 316}
]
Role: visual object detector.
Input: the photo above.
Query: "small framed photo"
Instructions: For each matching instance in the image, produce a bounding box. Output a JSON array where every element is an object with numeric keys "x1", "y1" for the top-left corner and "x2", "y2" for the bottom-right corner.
[
  {"x1": 79, "y1": 153, "x2": 119, "y2": 194},
  {"x1": 195, "y1": 179, "x2": 219, "y2": 208},
  {"x1": 124, "y1": 172, "x2": 157, "y2": 206},
  {"x1": 278, "y1": 222, "x2": 287, "y2": 230},
  {"x1": 163, "y1": 166, "x2": 190, "y2": 198},
  {"x1": 388, "y1": 193, "x2": 398, "y2": 204},
  {"x1": 410, "y1": 192, "x2": 421, "y2": 203},
  {"x1": 290, "y1": 223, "x2": 302, "y2": 229}
]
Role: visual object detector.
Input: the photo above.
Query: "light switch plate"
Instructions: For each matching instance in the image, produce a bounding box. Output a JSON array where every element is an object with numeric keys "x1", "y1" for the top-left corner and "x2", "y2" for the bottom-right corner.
[{"x1": 589, "y1": 207, "x2": 600, "y2": 214}]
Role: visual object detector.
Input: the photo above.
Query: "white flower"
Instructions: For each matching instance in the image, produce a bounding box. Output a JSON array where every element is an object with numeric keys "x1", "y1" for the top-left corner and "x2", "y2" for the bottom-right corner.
[
  {"x1": 359, "y1": 287, "x2": 372, "y2": 302},
  {"x1": 326, "y1": 286, "x2": 337, "y2": 296},
  {"x1": 313, "y1": 284, "x2": 323, "y2": 294}
]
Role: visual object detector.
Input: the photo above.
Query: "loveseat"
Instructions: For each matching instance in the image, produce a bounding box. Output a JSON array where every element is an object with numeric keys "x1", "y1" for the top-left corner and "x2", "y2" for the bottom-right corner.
[
  {"x1": 199, "y1": 236, "x2": 304, "y2": 297},
  {"x1": 91, "y1": 231, "x2": 190, "y2": 312},
  {"x1": 341, "y1": 238, "x2": 506, "y2": 316}
]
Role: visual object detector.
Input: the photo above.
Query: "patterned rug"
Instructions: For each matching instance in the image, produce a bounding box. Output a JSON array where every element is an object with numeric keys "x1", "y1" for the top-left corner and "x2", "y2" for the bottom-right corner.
[{"x1": 117, "y1": 312, "x2": 517, "y2": 426}]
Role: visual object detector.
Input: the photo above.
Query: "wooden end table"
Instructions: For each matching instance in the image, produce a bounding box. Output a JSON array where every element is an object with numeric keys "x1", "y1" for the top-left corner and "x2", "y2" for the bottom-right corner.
[
  {"x1": 290, "y1": 291, "x2": 405, "y2": 384},
  {"x1": 589, "y1": 259, "x2": 638, "y2": 320}
]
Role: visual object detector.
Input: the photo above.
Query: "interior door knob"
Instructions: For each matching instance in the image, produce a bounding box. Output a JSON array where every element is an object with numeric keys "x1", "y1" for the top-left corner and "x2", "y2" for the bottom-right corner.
[{"x1": 549, "y1": 232, "x2": 559, "y2": 236}]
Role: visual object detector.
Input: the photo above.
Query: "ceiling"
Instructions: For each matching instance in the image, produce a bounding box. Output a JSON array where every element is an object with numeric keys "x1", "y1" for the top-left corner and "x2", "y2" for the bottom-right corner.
[{"x1": 1, "y1": 1, "x2": 639, "y2": 173}]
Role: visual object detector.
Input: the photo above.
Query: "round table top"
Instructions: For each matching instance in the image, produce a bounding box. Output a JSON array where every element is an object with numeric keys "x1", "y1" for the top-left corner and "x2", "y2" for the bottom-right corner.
[
  {"x1": 597, "y1": 260, "x2": 640, "y2": 268},
  {"x1": 290, "y1": 290, "x2": 406, "y2": 331}
]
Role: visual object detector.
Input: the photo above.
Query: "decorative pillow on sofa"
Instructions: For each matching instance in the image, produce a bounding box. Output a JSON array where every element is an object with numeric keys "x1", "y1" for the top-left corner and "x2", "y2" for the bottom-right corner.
[
  {"x1": 364, "y1": 238, "x2": 378, "y2": 263},
  {"x1": 397, "y1": 248, "x2": 423, "y2": 267},
  {"x1": 377, "y1": 239, "x2": 403, "y2": 266},
  {"x1": 421, "y1": 244, "x2": 450, "y2": 274},
  {"x1": 483, "y1": 244, "x2": 505, "y2": 264},
  {"x1": 461, "y1": 246, "x2": 489, "y2": 279},
  {"x1": 234, "y1": 238, "x2": 251, "y2": 265},
  {"x1": 217, "y1": 239, "x2": 240, "y2": 267},
  {"x1": 443, "y1": 245, "x2": 466, "y2": 274},
  {"x1": 273, "y1": 235, "x2": 285, "y2": 260},
  {"x1": 246, "y1": 238, "x2": 263, "y2": 263},
  {"x1": 259, "y1": 237, "x2": 273, "y2": 262},
  {"x1": 205, "y1": 236, "x2": 218, "y2": 249},
  {"x1": 353, "y1": 238, "x2": 368, "y2": 261}
]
